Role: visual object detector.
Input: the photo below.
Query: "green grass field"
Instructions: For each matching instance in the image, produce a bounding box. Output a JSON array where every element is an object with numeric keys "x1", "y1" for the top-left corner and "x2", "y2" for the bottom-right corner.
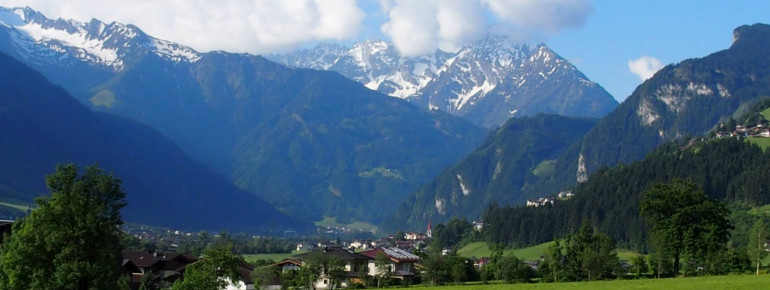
[
  {"x1": 458, "y1": 241, "x2": 642, "y2": 262},
  {"x1": 760, "y1": 107, "x2": 770, "y2": 121},
  {"x1": 532, "y1": 160, "x2": 556, "y2": 177},
  {"x1": 747, "y1": 137, "x2": 770, "y2": 151},
  {"x1": 457, "y1": 242, "x2": 554, "y2": 262},
  {"x1": 314, "y1": 216, "x2": 379, "y2": 232},
  {"x1": 747, "y1": 203, "x2": 770, "y2": 216},
  {"x1": 243, "y1": 250, "x2": 307, "y2": 263},
  {"x1": 398, "y1": 274, "x2": 770, "y2": 290}
]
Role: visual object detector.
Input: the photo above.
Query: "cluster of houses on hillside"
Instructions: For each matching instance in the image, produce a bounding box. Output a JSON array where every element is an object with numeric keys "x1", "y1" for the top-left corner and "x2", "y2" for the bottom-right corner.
[
  {"x1": 526, "y1": 191, "x2": 574, "y2": 207},
  {"x1": 716, "y1": 122, "x2": 770, "y2": 138}
]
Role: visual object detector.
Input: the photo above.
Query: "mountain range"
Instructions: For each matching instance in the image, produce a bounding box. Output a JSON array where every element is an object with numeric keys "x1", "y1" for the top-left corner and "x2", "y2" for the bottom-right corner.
[
  {"x1": 268, "y1": 37, "x2": 618, "y2": 128},
  {"x1": 0, "y1": 6, "x2": 486, "y2": 226},
  {"x1": 0, "y1": 51, "x2": 306, "y2": 232}
]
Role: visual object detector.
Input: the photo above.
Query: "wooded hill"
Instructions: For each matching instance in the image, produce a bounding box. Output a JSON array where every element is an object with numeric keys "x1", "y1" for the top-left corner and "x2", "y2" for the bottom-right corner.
[{"x1": 482, "y1": 137, "x2": 770, "y2": 251}]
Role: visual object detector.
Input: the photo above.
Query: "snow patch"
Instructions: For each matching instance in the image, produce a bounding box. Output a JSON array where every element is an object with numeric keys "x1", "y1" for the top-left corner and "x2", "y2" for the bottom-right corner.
[
  {"x1": 150, "y1": 39, "x2": 201, "y2": 62},
  {"x1": 493, "y1": 161, "x2": 502, "y2": 180},
  {"x1": 577, "y1": 154, "x2": 587, "y2": 183},
  {"x1": 456, "y1": 174, "x2": 470, "y2": 196},
  {"x1": 17, "y1": 21, "x2": 122, "y2": 69},
  {"x1": 450, "y1": 80, "x2": 496, "y2": 111},
  {"x1": 435, "y1": 199, "x2": 446, "y2": 215}
]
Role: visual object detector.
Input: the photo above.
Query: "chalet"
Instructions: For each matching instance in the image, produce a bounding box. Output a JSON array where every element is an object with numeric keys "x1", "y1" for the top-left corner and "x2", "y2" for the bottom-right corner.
[
  {"x1": 225, "y1": 263, "x2": 257, "y2": 290},
  {"x1": 360, "y1": 247, "x2": 421, "y2": 283},
  {"x1": 296, "y1": 242, "x2": 318, "y2": 252},
  {"x1": 349, "y1": 240, "x2": 372, "y2": 250},
  {"x1": 557, "y1": 191, "x2": 574, "y2": 200},
  {"x1": 122, "y1": 251, "x2": 198, "y2": 289},
  {"x1": 269, "y1": 259, "x2": 302, "y2": 272},
  {"x1": 526, "y1": 197, "x2": 555, "y2": 207},
  {"x1": 404, "y1": 232, "x2": 427, "y2": 241},
  {"x1": 296, "y1": 247, "x2": 372, "y2": 289},
  {"x1": 472, "y1": 221, "x2": 484, "y2": 231},
  {"x1": 470, "y1": 257, "x2": 490, "y2": 268}
]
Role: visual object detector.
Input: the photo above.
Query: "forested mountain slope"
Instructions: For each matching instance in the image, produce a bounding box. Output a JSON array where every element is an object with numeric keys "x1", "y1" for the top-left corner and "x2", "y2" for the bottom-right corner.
[{"x1": 0, "y1": 52, "x2": 308, "y2": 232}]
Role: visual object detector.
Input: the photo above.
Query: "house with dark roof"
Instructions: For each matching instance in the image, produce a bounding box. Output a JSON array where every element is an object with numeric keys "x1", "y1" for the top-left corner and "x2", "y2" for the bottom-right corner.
[
  {"x1": 295, "y1": 246, "x2": 372, "y2": 289},
  {"x1": 122, "y1": 251, "x2": 198, "y2": 289},
  {"x1": 360, "y1": 247, "x2": 421, "y2": 283},
  {"x1": 269, "y1": 259, "x2": 303, "y2": 272}
]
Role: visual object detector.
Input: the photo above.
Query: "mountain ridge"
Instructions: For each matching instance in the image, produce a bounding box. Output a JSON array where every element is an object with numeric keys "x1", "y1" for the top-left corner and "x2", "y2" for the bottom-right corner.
[{"x1": 268, "y1": 36, "x2": 618, "y2": 128}]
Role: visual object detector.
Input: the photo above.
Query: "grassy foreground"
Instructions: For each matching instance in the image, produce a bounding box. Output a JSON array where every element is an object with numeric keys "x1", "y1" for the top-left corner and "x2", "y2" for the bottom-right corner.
[{"x1": 402, "y1": 275, "x2": 770, "y2": 290}]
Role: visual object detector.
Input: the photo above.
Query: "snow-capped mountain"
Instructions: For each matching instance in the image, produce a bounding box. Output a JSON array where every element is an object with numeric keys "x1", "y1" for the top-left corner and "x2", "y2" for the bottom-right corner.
[
  {"x1": 270, "y1": 40, "x2": 453, "y2": 99},
  {"x1": 0, "y1": 7, "x2": 199, "y2": 71},
  {"x1": 269, "y1": 36, "x2": 618, "y2": 127}
]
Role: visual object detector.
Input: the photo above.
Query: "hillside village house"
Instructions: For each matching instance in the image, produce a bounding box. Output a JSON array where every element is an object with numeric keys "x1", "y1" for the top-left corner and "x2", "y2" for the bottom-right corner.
[
  {"x1": 122, "y1": 251, "x2": 198, "y2": 289},
  {"x1": 360, "y1": 247, "x2": 421, "y2": 283},
  {"x1": 296, "y1": 247, "x2": 372, "y2": 289}
]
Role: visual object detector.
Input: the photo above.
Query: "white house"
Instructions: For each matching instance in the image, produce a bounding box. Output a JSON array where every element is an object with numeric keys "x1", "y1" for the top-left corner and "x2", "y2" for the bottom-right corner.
[{"x1": 360, "y1": 247, "x2": 421, "y2": 283}]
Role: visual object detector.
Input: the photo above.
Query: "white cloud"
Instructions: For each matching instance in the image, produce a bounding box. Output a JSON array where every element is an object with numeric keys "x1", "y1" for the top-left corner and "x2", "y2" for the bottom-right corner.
[
  {"x1": 483, "y1": 0, "x2": 593, "y2": 39},
  {"x1": 4, "y1": 0, "x2": 593, "y2": 56},
  {"x1": 381, "y1": 0, "x2": 593, "y2": 56},
  {"x1": 628, "y1": 56, "x2": 664, "y2": 81},
  {"x1": 2, "y1": 0, "x2": 365, "y2": 54}
]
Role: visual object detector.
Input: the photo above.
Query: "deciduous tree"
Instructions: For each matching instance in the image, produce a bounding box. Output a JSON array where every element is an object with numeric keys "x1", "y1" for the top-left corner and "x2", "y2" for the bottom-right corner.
[
  {"x1": 640, "y1": 179, "x2": 732, "y2": 276},
  {"x1": 748, "y1": 218, "x2": 769, "y2": 275},
  {"x1": 0, "y1": 164, "x2": 127, "y2": 290},
  {"x1": 171, "y1": 244, "x2": 244, "y2": 290}
]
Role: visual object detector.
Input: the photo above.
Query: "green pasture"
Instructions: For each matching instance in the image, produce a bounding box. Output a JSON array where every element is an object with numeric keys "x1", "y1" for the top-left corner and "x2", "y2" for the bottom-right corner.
[{"x1": 398, "y1": 274, "x2": 770, "y2": 290}]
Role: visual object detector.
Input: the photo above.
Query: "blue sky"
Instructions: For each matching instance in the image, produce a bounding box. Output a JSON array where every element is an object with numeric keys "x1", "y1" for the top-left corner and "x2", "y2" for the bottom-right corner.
[
  {"x1": 545, "y1": 0, "x2": 770, "y2": 101},
  {"x1": 4, "y1": 0, "x2": 770, "y2": 102}
]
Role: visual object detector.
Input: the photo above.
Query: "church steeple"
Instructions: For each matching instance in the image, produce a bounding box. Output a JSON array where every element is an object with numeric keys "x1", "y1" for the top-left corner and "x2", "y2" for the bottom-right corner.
[{"x1": 426, "y1": 218, "x2": 432, "y2": 238}]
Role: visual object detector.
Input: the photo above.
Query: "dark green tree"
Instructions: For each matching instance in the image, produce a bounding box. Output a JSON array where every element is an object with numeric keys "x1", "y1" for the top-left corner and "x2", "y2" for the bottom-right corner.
[
  {"x1": 0, "y1": 164, "x2": 127, "y2": 290},
  {"x1": 171, "y1": 244, "x2": 244, "y2": 290},
  {"x1": 497, "y1": 255, "x2": 533, "y2": 283},
  {"x1": 563, "y1": 221, "x2": 619, "y2": 281},
  {"x1": 539, "y1": 239, "x2": 564, "y2": 282},
  {"x1": 630, "y1": 255, "x2": 649, "y2": 278},
  {"x1": 640, "y1": 179, "x2": 732, "y2": 276}
]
